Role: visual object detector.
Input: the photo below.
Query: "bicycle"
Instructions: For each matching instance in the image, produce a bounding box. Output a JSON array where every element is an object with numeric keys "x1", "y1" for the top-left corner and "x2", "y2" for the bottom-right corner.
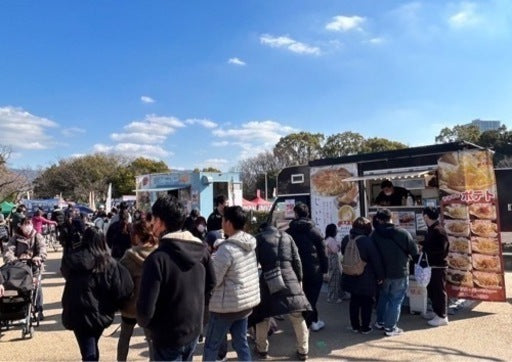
[{"x1": 42, "y1": 224, "x2": 59, "y2": 252}]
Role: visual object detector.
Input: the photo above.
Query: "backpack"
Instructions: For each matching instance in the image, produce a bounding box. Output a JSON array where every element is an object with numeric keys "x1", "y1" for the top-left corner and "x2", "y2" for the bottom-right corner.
[{"x1": 342, "y1": 235, "x2": 366, "y2": 276}]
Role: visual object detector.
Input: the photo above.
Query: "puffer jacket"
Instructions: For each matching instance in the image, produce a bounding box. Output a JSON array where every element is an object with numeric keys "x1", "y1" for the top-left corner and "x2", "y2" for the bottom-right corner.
[
  {"x1": 4, "y1": 230, "x2": 47, "y2": 263},
  {"x1": 61, "y1": 248, "x2": 134, "y2": 334},
  {"x1": 252, "y1": 226, "x2": 311, "y2": 323},
  {"x1": 119, "y1": 244, "x2": 157, "y2": 319},
  {"x1": 286, "y1": 217, "x2": 328, "y2": 280},
  {"x1": 209, "y1": 231, "x2": 260, "y2": 314}
]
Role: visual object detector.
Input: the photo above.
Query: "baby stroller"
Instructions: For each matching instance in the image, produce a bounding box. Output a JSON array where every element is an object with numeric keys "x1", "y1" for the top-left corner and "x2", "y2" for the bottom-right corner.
[{"x1": 0, "y1": 260, "x2": 42, "y2": 339}]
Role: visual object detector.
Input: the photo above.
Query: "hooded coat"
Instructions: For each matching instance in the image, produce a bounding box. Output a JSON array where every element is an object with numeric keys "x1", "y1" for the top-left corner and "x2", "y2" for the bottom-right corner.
[
  {"x1": 252, "y1": 226, "x2": 311, "y2": 322},
  {"x1": 119, "y1": 244, "x2": 157, "y2": 319},
  {"x1": 4, "y1": 230, "x2": 47, "y2": 263},
  {"x1": 61, "y1": 248, "x2": 134, "y2": 333},
  {"x1": 286, "y1": 217, "x2": 328, "y2": 280},
  {"x1": 209, "y1": 230, "x2": 260, "y2": 314},
  {"x1": 341, "y1": 228, "x2": 385, "y2": 297},
  {"x1": 137, "y1": 231, "x2": 216, "y2": 349}
]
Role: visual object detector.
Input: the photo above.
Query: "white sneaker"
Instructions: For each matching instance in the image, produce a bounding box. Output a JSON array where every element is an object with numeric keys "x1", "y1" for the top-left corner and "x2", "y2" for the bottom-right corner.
[
  {"x1": 310, "y1": 320, "x2": 325, "y2": 331},
  {"x1": 427, "y1": 315, "x2": 448, "y2": 327},
  {"x1": 385, "y1": 327, "x2": 404, "y2": 336},
  {"x1": 421, "y1": 311, "x2": 436, "y2": 320}
]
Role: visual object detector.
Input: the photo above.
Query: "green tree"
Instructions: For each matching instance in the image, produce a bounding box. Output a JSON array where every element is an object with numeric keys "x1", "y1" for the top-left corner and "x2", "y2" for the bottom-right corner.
[
  {"x1": 321, "y1": 131, "x2": 366, "y2": 158},
  {"x1": 273, "y1": 132, "x2": 325, "y2": 166},
  {"x1": 361, "y1": 138, "x2": 407, "y2": 153},
  {"x1": 202, "y1": 167, "x2": 221, "y2": 172},
  {"x1": 435, "y1": 124, "x2": 481, "y2": 143},
  {"x1": 111, "y1": 157, "x2": 170, "y2": 197}
]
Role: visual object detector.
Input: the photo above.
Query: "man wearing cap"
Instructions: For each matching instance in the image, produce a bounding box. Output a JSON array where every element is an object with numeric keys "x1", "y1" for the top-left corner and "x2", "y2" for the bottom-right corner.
[{"x1": 374, "y1": 180, "x2": 412, "y2": 206}]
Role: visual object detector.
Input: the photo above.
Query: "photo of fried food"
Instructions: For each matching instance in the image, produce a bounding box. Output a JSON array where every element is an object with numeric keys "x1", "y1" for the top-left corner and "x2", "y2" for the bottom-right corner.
[
  {"x1": 448, "y1": 236, "x2": 471, "y2": 254},
  {"x1": 447, "y1": 252, "x2": 472, "y2": 271},
  {"x1": 471, "y1": 237, "x2": 499, "y2": 255},
  {"x1": 311, "y1": 168, "x2": 356, "y2": 198},
  {"x1": 472, "y1": 254, "x2": 501, "y2": 272},
  {"x1": 470, "y1": 220, "x2": 498, "y2": 238},
  {"x1": 469, "y1": 203, "x2": 497, "y2": 220},
  {"x1": 447, "y1": 269, "x2": 473, "y2": 287},
  {"x1": 473, "y1": 271, "x2": 502, "y2": 289},
  {"x1": 444, "y1": 220, "x2": 470, "y2": 237},
  {"x1": 444, "y1": 203, "x2": 469, "y2": 220},
  {"x1": 438, "y1": 151, "x2": 495, "y2": 193},
  {"x1": 338, "y1": 205, "x2": 356, "y2": 222}
]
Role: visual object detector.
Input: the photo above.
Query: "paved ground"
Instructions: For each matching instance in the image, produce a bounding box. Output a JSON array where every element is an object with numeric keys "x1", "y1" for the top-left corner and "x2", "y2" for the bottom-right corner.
[{"x1": 1, "y1": 250, "x2": 512, "y2": 361}]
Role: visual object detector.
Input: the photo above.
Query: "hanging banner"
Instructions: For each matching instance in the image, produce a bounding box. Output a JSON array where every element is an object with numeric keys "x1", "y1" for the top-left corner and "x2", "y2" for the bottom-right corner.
[
  {"x1": 438, "y1": 149, "x2": 505, "y2": 302},
  {"x1": 310, "y1": 163, "x2": 360, "y2": 239}
]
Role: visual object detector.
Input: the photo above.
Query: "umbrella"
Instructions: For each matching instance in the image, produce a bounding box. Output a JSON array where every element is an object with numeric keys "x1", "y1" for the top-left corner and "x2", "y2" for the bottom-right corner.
[{"x1": 1, "y1": 201, "x2": 15, "y2": 216}]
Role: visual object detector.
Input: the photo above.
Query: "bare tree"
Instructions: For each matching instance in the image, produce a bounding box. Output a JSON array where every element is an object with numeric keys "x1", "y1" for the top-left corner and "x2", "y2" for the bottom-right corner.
[{"x1": 0, "y1": 146, "x2": 33, "y2": 202}]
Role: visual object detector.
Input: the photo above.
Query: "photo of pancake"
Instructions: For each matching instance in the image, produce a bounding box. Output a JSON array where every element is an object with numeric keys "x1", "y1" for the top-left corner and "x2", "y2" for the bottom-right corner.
[
  {"x1": 447, "y1": 269, "x2": 473, "y2": 287},
  {"x1": 338, "y1": 205, "x2": 356, "y2": 222},
  {"x1": 444, "y1": 203, "x2": 469, "y2": 220},
  {"x1": 470, "y1": 220, "x2": 498, "y2": 238},
  {"x1": 447, "y1": 252, "x2": 472, "y2": 271},
  {"x1": 438, "y1": 151, "x2": 495, "y2": 194},
  {"x1": 448, "y1": 236, "x2": 471, "y2": 254},
  {"x1": 471, "y1": 237, "x2": 500, "y2": 256},
  {"x1": 311, "y1": 167, "x2": 357, "y2": 199},
  {"x1": 444, "y1": 220, "x2": 470, "y2": 237},
  {"x1": 469, "y1": 203, "x2": 497, "y2": 220},
  {"x1": 472, "y1": 254, "x2": 501, "y2": 273},
  {"x1": 473, "y1": 271, "x2": 502, "y2": 289}
]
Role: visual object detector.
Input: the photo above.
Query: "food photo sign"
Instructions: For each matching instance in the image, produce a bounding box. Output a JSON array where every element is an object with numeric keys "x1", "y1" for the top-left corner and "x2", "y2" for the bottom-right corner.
[
  {"x1": 438, "y1": 149, "x2": 506, "y2": 301},
  {"x1": 310, "y1": 164, "x2": 360, "y2": 239}
]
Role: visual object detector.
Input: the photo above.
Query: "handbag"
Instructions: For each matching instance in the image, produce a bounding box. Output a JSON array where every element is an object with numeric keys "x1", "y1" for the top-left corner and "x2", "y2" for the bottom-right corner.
[
  {"x1": 263, "y1": 233, "x2": 287, "y2": 294},
  {"x1": 414, "y1": 252, "x2": 432, "y2": 287}
]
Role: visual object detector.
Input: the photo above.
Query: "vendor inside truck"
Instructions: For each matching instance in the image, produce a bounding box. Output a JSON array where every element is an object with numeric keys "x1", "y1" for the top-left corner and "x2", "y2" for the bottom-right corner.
[{"x1": 374, "y1": 180, "x2": 413, "y2": 206}]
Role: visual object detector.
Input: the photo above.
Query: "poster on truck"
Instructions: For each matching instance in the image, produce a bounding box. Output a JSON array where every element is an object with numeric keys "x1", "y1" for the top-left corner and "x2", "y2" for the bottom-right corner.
[
  {"x1": 438, "y1": 149, "x2": 506, "y2": 302},
  {"x1": 310, "y1": 163, "x2": 360, "y2": 239}
]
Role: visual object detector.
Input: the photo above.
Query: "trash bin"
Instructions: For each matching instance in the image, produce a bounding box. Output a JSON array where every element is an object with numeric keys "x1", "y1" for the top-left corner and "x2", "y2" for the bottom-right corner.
[{"x1": 407, "y1": 277, "x2": 427, "y2": 314}]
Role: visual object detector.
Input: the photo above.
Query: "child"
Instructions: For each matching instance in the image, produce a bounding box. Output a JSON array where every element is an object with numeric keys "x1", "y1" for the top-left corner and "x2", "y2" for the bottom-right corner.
[{"x1": 325, "y1": 223, "x2": 343, "y2": 303}]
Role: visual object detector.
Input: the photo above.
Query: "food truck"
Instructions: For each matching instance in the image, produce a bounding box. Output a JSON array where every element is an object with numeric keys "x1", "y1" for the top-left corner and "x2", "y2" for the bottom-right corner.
[
  {"x1": 269, "y1": 141, "x2": 507, "y2": 301},
  {"x1": 134, "y1": 170, "x2": 243, "y2": 217}
]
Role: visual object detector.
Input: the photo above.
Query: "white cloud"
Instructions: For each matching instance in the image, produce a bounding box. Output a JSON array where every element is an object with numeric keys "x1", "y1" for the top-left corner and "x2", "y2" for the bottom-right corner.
[
  {"x1": 366, "y1": 37, "x2": 385, "y2": 44},
  {"x1": 111, "y1": 132, "x2": 167, "y2": 144},
  {"x1": 228, "y1": 57, "x2": 246, "y2": 66},
  {"x1": 0, "y1": 106, "x2": 58, "y2": 150},
  {"x1": 61, "y1": 127, "x2": 86, "y2": 137},
  {"x1": 202, "y1": 158, "x2": 229, "y2": 167},
  {"x1": 185, "y1": 118, "x2": 218, "y2": 129},
  {"x1": 140, "y1": 96, "x2": 155, "y2": 104},
  {"x1": 326, "y1": 15, "x2": 366, "y2": 32},
  {"x1": 260, "y1": 34, "x2": 321, "y2": 55},
  {"x1": 93, "y1": 143, "x2": 172, "y2": 159},
  {"x1": 211, "y1": 141, "x2": 229, "y2": 147},
  {"x1": 448, "y1": 2, "x2": 481, "y2": 28},
  {"x1": 213, "y1": 120, "x2": 297, "y2": 159}
]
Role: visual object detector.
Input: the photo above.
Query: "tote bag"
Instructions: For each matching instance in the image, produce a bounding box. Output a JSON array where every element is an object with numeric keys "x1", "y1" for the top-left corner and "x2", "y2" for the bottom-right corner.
[{"x1": 414, "y1": 252, "x2": 432, "y2": 287}]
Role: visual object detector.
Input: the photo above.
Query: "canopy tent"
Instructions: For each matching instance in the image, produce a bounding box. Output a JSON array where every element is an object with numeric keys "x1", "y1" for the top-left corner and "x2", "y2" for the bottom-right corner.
[
  {"x1": 1, "y1": 201, "x2": 15, "y2": 216},
  {"x1": 242, "y1": 198, "x2": 257, "y2": 210},
  {"x1": 250, "y1": 190, "x2": 272, "y2": 211}
]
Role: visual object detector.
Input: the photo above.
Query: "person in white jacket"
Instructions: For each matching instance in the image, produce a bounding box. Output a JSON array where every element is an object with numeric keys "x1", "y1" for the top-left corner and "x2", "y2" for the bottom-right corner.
[{"x1": 203, "y1": 206, "x2": 260, "y2": 362}]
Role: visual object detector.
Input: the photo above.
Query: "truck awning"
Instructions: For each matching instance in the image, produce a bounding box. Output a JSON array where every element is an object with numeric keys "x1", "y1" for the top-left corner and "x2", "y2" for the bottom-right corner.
[
  {"x1": 344, "y1": 170, "x2": 433, "y2": 182},
  {"x1": 133, "y1": 186, "x2": 189, "y2": 192}
]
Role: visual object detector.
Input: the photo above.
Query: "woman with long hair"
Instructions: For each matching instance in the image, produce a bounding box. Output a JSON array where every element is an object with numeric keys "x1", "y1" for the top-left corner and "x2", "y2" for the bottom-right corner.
[
  {"x1": 106, "y1": 209, "x2": 132, "y2": 259},
  {"x1": 117, "y1": 220, "x2": 158, "y2": 361},
  {"x1": 325, "y1": 223, "x2": 343, "y2": 303},
  {"x1": 61, "y1": 227, "x2": 133, "y2": 361}
]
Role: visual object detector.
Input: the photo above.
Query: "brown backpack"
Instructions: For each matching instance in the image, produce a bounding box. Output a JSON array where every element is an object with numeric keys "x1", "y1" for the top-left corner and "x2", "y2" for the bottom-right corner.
[{"x1": 342, "y1": 235, "x2": 366, "y2": 276}]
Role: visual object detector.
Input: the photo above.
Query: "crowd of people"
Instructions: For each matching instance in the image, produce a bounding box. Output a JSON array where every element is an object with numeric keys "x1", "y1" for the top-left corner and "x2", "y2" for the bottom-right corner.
[{"x1": 0, "y1": 194, "x2": 451, "y2": 361}]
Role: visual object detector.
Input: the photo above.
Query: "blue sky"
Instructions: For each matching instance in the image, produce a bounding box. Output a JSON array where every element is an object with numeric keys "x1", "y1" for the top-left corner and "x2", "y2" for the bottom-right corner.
[{"x1": 1, "y1": 1, "x2": 512, "y2": 171}]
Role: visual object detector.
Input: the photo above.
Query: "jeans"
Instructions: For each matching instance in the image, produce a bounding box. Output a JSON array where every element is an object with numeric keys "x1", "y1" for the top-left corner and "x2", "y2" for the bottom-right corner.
[
  {"x1": 427, "y1": 268, "x2": 447, "y2": 318},
  {"x1": 349, "y1": 294, "x2": 374, "y2": 330},
  {"x1": 73, "y1": 329, "x2": 102, "y2": 361},
  {"x1": 152, "y1": 336, "x2": 198, "y2": 362},
  {"x1": 376, "y1": 277, "x2": 408, "y2": 331},
  {"x1": 255, "y1": 312, "x2": 309, "y2": 355},
  {"x1": 203, "y1": 314, "x2": 251, "y2": 361},
  {"x1": 302, "y1": 275, "x2": 323, "y2": 326}
]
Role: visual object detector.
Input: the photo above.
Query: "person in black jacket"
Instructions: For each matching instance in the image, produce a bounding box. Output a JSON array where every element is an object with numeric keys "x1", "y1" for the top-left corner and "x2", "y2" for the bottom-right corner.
[
  {"x1": 286, "y1": 202, "x2": 328, "y2": 332},
  {"x1": 137, "y1": 195, "x2": 216, "y2": 362},
  {"x1": 106, "y1": 209, "x2": 132, "y2": 260},
  {"x1": 61, "y1": 227, "x2": 134, "y2": 361},
  {"x1": 206, "y1": 195, "x2": 226, "y2": 232},
  {"x1": 341, "y1": 217, "x2": 385, "y2": 334},
  {"x1": 253, "y1": 223, "x2": 311, "y2": 360},
  {"x1": 420, "y1": 207, "x2": 449, "y2": 327}
]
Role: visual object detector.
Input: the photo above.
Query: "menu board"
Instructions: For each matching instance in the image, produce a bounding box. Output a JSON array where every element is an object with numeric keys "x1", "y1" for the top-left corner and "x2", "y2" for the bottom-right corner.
[
  {"x1": 310, "y1": 164, "x2": 360, "y2": 238},
  {"x1": 438, "y1": 149, "x2": 505, "y2": 302}
]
